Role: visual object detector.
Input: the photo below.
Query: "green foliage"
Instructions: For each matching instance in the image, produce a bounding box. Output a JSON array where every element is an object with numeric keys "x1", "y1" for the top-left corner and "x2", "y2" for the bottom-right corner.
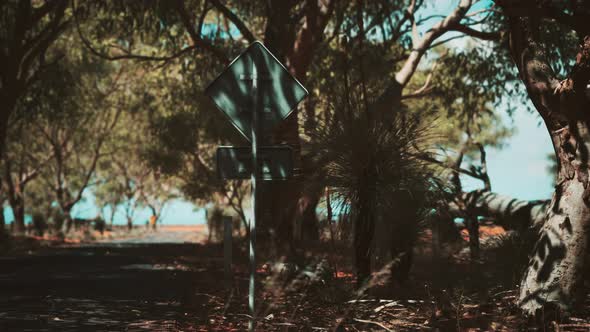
[{"x1": 2, "y1": 0, "x2": 567, "y2": 238}]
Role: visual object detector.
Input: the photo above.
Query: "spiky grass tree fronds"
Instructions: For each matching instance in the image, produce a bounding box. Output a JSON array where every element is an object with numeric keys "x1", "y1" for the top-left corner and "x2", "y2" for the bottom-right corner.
[{"x1": 309, "y1": 86, "x2": 443, "y2": 286}]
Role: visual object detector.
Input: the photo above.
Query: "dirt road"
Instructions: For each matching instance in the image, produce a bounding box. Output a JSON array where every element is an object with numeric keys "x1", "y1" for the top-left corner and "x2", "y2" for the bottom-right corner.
[{"x1": 0, "y1": 226, "x2": 246, "y2": 331}]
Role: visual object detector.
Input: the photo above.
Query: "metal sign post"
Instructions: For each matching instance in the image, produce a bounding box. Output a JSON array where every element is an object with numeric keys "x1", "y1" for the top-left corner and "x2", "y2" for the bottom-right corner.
[
  {"x1": 248, "y1": 59, "x2": 259, "y2": 331},
  {"x1": 205, "y1": 41, "x2": 308, "y2": 331}
]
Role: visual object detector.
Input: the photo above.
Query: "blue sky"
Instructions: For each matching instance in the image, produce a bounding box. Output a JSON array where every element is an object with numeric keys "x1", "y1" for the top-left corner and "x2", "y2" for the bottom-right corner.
[
  {"x1": 422, "y1": 0, "x2": 555, "y2": 200},
  {"x1": 460, "y1": 108, "x2": 554, "y2": 200},
  {"x1": 2, "y1": 0, "x2": 555, "y2": 225}
]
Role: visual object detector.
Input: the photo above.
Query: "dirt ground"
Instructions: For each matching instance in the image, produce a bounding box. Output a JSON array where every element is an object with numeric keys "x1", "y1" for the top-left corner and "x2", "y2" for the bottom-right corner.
[{"x1": 0, "y1": 225, "x2": 589, "y2": 331}]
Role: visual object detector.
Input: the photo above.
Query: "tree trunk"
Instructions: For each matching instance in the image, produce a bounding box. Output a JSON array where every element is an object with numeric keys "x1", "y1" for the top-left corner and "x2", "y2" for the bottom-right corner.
[
  {"x1": 0, "y1": 199, "x2": 6, "y2": 237},
  {"x1": 262, "y1": 179, "x2": 300, "y2": 257},
  {"x1": 354, "y1": 188, "x2": 375, "y2": 287},
  {"x1": 11, "y1": 195, "x2": 25, "y2": 235},
  {"x1": 0, "y1": 113, "x2": 7, "y2": 164},
  {"x1": 259, "y1": 0, "x2": 331, "y2": 259},
  {"x1": 518, "y1": 125, "x2": 590, "y2": 316},
  {"x1": 63, "y1": 211, "x2": 73, "y2": 234},
  {"x1": 0, "y1": 92, "x2": 15, "y2": 163},
  {"x1": 258, "y1": 5, "x2": 300, "y2": 257},
  {"x1": 295, "y1": 185, "x2": 321, "y2": 242},
  {"x1": 499, "y1": 12, "x2": 590, "y2": 316},
  {"x1": 3, "y1": 159, "x2": 26, "y2": 235}
]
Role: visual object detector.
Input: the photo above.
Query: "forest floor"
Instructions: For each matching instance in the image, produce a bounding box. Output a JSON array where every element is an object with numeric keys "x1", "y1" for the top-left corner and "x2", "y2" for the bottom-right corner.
[{"x1": 0, "y1": 225, "x2": 589, "y2": 331}]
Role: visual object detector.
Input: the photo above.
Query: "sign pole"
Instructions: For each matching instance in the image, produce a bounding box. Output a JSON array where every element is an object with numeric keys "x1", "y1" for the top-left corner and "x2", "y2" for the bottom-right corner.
[
  {"x1": 248, "y1": 59, "x2": 259, "y2": 332},
  {"x1": 205, "y1": 41, "x2": 309, "y2": 331}
]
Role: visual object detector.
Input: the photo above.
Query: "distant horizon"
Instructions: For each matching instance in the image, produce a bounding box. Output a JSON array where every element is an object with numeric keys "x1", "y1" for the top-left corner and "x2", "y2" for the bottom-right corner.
[{"x1": 2, "y1": 198, "x2": 208, "y2": 226}]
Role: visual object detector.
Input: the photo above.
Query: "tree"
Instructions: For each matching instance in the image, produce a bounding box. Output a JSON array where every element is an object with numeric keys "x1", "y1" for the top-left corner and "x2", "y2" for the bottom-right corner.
[
  {"x1": 0, "y1": 0, "x2": 76, "y2": 237},
  {"x1": 1, "y1": 119, "x2": 51, "y2": 234},
  {"x1": 495, "y1": 0, "x2": 590, "y2": 317},
  {"x1": 0, "y1": 56, "x2": 71, "y2": 235},
  {"x1": 139, "y1": 174, "x2": 178, "y2": 230},
  {"x1": 31, "y1": 41, "x2": 127, "y2": 233},
  {"x1": 94, "y1": 178, "x2": 124, "y2": 228},
  {"x1": 96, "y1": 108, "x2": 154, "y2": 231},
  {"x1": 312, "y1": 82, "x2": 440, "y2": 286},
  {"x1": 0, "y1": 0, "x2": 70, "y2": 161}
]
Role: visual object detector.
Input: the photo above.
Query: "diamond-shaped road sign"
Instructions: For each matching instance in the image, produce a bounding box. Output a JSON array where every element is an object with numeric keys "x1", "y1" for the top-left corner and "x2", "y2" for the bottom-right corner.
[
  {"x1": 205, "y1": 41, "x2": 308, "y2": 142},
  {"x1": 217, "y1": 146, "x2": 293, "y2": 180},
  {"x1": 205, "y1": 41, "x2": 308, "y2": 332}
]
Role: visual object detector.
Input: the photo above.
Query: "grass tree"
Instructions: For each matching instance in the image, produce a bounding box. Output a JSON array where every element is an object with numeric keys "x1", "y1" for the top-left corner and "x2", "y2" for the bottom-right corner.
[{"x1": 311, "y1": 75, "x2": 440, "y2": 286}]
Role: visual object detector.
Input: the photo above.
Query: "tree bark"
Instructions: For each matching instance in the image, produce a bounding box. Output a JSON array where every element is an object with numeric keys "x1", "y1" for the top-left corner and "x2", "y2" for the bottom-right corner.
[
  {"x1": 10, "y1": 194, "x2": 25, "y2": 235},
  {"x1": 258, "y1": 0, "x2": 314, "y2": 258},
  {"x1": 0, "y1": 93, "x2": 16, "y2": 163},
  {"x1": 62, "y1": 208, "x2": 73, "y2": 234},
  {"x1": 499, "y1": 11, "x2": 590, "y2": 315},
  {"x1": 519, "y1": 126, "x2": 590, "y2": 315},
  {"x1": 3, "y1": 158, "x2": 26, "y2": 235},
  {"x1": 0, "y1": 202, "x2": 5, "y2": 237}
]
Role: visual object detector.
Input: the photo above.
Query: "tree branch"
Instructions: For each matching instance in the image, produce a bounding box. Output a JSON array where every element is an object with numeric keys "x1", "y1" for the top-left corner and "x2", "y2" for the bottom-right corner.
[
  {"x1": 401, "y1": 52, "x2": 445, "y2": 99},
  {"x1": 372, "y1": 0, "x2": 473, "y2": 114},
  {"x1": 503, "y1": 13, "x2": 565, "y2": 130},
  {"x1": 395, "y1": 0, "x2": 473, "y2": 87},
  {"x1": 173, "y1": 0, "x2": 229, "y2": 64},
  {"x1": 208, "y1": 0, "x2": 256, "y2": 43},
  {"x1": 448, "y1": 23, "x2": 502, "y2": 41}
]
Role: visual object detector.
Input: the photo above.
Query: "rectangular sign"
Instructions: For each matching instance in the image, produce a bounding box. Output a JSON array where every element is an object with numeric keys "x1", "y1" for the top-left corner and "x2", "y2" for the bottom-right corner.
[{"x1": 217, "y1": 146, "x2": 293, "y2": 180}]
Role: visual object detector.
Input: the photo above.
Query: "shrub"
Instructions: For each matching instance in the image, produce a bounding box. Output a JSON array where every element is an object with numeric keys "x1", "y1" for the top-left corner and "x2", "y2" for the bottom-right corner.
[
  {"x1": 309, "y1": 88, "x2": 443, "y2": 286},
  {"x1": 94, "y1": 217, "x2": 106, "y2": 235},
  {"x1": 32, "y1": 213, "x2": 48, "y2": 237}
]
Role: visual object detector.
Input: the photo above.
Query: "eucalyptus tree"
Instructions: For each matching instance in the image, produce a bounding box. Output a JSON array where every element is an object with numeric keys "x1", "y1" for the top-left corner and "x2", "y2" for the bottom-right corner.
[
  {"x1": 0, "y1": 26, "x2": 85, "y2": 235},
  {"x1": 38, "y1": 98, "x2": 122, "y2": 233},
  {"x1": 0, "y1": 1, "x2": 73, "y2": 238},
  {"x1": 139, "y1": 175, "x2": 179, "y2": 229},
  {"x1": 95, "y1": 102, "x2": 156, "y2": 230},
  {"x1": 27, "y1": 33, "x2": 133, "y2": 233},
  {"x1": 492, "y1": 0, "x2": 590, "y2": 317},
  {"x1": 2, "y1": 115, "x2": 51, "y2": 234},
  {"x1": 94, "y1": 178, "x2": 125, "y2": 228},
  {"x1": 0, "y1": 0, "x2": 70, "y2": 161}
]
